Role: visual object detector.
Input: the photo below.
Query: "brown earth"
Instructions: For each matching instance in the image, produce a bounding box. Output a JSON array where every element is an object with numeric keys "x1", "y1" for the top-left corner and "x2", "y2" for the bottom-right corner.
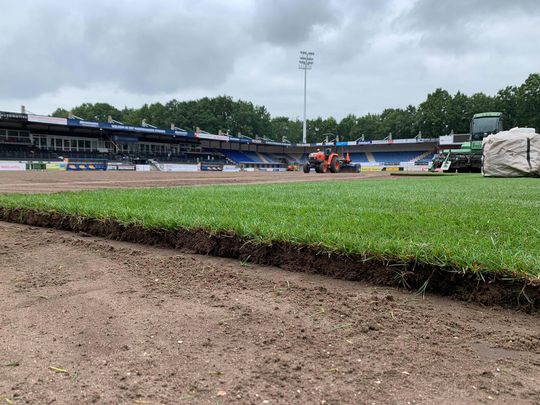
[
  {"x1": 1, "y1": 221, "x2": 540, "y2": 404},
  {"x1": 0, "y1": 170, "x2": 391, "y2": 194}
]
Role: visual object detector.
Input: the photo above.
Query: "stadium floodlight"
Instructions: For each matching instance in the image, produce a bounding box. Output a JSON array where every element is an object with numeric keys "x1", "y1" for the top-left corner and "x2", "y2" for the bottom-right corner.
[
  {"x1": 322, "y1": 133, "x2": 336, "y2": 144},
  {"x1": 20, "y1": 105, "x2": 37, "y2": 115},
  {"x1": 142, "y1": 119, "x2": 157, "y2": 129},
  {"x1": 67, "y1": 110, "x2": 84, "y2": 120},
  {"x1": 298, "y1": 51, "x2": 314, "y2": 144},
  {"x1": 107, "y1": 115, "x2": 124, "y2": 125},
  {"x1": 171, "y1": 124, "x2": 188, "y2": 132},
  {"x1": 260, "y1": 136, "x2": 274, "y2": 143}
]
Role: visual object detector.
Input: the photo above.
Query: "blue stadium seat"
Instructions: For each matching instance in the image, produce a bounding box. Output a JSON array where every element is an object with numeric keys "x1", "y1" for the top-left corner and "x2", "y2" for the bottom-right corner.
[
  {"x1": 417, "y1": 153, "x2": 435, "y2": 163},
  {"x1": 349, "y1": 152, "x2": 369, "y2": 163},
  {"x1": 372, "y1": 151, "x2": 424, "y2": 163},
  {"x1": 220, "y1": 150, "x2": 255, "y2": 163}
]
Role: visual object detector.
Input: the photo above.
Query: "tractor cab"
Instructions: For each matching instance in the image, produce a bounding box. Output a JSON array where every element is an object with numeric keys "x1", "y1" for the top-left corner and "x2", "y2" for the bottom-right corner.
[
  {"x1": 470, "y1": 112, "x2": 503, "y2": 148},
  {"x1": 324, "y1": 148, "x2": 332, "y2": 158}
]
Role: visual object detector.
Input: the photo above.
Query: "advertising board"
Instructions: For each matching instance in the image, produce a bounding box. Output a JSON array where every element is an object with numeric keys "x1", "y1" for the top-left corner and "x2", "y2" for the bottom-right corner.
[
  {"x1": 0, "y1": 161, "x2": 26, "y2": 171},
  {"x1": 27, "y1": 115, "x2": 67, "y2": 125}
]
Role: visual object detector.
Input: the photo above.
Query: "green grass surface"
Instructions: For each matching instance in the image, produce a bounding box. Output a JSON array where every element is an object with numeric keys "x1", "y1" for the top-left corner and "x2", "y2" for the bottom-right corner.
[{"x1": 1, "y1": 175, "x2": 539, "y2": 279}]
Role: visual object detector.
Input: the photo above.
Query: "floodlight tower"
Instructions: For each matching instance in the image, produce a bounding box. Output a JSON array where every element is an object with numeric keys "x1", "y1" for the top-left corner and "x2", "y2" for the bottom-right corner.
[{"x1": 298, "y1": 51, "x2": 314, "y2": 144}]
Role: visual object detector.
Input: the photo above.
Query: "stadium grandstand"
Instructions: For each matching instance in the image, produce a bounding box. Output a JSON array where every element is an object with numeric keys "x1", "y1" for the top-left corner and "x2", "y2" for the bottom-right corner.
[{"x1": 0, "y1": 109, "x2": 444, "y2": 172}]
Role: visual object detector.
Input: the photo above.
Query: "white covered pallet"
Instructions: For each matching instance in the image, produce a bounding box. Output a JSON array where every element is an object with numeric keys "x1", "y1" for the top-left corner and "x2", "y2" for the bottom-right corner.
[{"x1": 482, "y1": 128, "x2": 540, "y2": 177}]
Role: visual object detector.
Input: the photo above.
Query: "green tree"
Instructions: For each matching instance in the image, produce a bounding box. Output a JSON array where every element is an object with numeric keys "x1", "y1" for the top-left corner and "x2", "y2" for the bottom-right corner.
[
  {"x1": 496, "y1": 86, "x2": 519, "y2": 129},
  {"x1": 448, "y1": 91, "x2": 470, "y2": 134},
  {"x1": 467, "y1": 93, "x2": 497, "y2": 117},
  {"x1": 51, "y1": 107, "x2": 69, "y2": 118},
  {"x1": 337, "y1": 114, "x2": 357, "y2": 141},
  {"x1": 64, "y1": 102, "x2": 122, "y2": 122},
  {"x1": 50, "y1": 72, "x2": 540, "y2": 140},
  {"x1": 415, "y1": 89, "x2": 453, "y2": 136},
  {"x1": 379, "y1": 107, "x2": 417, "y2": 139},
  {"x1": 306, "y1": 117, "x2": 338, "y2": 143},
  {"x1": 271, "y1": 117, "x2": 302, "y2": 143},
  {"x1": 350, "y1": 114, "x2": 382, "y2": 140},
  {"x1": 516, "y1": 73, "x2": 540, "y2": 131}
]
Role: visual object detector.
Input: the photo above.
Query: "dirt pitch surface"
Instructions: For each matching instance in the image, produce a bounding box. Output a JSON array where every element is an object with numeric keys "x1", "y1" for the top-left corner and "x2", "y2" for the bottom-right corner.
[
  {"x1": 0, "y1": 170, "x2": 390, "y2": 194},
  {"x1": 1, "y1": 222, "x2": 539, "y2": 404}
]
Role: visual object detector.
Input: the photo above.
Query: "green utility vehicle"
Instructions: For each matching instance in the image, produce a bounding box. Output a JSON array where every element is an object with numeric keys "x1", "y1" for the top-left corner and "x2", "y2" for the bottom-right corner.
[{"x1": 431, "y1": 112, "x2": 504, "y2": 172}]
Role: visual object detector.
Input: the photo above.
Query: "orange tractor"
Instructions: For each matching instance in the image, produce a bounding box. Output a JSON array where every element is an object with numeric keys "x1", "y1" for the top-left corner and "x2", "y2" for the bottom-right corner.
[{"x1": 303, "y1": 148, "x2": 361, "y2": 173}]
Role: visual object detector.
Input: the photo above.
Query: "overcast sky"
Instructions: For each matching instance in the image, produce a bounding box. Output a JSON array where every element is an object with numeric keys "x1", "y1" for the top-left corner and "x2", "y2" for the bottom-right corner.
[{"x1": 1, "y1": 0, "x2": 539, "y2": 120}]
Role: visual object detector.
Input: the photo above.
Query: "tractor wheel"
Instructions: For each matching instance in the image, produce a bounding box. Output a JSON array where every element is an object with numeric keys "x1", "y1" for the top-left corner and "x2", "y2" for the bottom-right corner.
[
  {"x1": 329, "y1": 157, "x2": 340, "y2": 173},
  {"x1": 303, "y1": 163, "x2": 310, "y2": 173},
  {"x1": 318, "y1": 162, "x2": 327, "y2": 173}
]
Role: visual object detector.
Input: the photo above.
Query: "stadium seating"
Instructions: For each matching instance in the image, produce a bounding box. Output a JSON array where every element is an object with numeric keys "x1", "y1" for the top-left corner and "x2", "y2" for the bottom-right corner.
[
  {"x1": 243, "y1": 151, "x2": 279, "y2": 164},
  {"x1": 416, "y1": 153, "x2": 436, "y2": 163},
  {"x1": 348, "y1": 152, "x2": 369, "y2": 163},
  {"x1": 0, "y1": 137, "x2": 436, "y2": 168},
  {"x1": 372, "y1": 151, "x2": 426, "y2": 163},
  {"x1": 219, "y1": 150, "x2": 285, "y2": 165},
  {"x1": 277, "y1": 153, "x2": 307, "y2": 164},
  {"x1": 0, "y1": 145, "x2": 59, "y2": 160},
  {"x1": 0, "y1": 146, "x2": 227, "y2": 165},
  {"x1": 220, "y1": 150, "x2": 255, "y2": 163}
]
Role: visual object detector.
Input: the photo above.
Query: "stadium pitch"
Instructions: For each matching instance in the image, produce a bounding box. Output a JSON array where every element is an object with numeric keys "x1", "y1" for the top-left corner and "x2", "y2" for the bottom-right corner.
[
  {"x1": 0, "y1": 174, "x2": 539, "y2": 305},
  {"x1": 1, "y1": 171, "x2": 539, "y2": 403},
  {"x1": 0, "y1": 170, "x2": 390, "y2": 194}
]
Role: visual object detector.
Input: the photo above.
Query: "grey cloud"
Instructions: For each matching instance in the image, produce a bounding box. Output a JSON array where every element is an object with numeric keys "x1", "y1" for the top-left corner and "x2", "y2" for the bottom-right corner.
[
  {"x1": 0, "y1": 0, "x2": 539, "y2": 121},
  {"x1": 396, "y1": 0, "x2": 540, "y2": 53},
  {"x1": 402, "y1": 0, "x2": 540, "y2": 30},
  {"x1": 252, "y1": 0, "x2": 341, "y2": 45},
  {"x1": 0, "y1": 0, "x2": 250, "y2": 98}
]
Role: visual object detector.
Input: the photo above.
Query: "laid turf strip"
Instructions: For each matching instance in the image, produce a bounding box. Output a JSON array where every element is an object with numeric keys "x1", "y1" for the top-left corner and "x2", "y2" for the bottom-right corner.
[{"x1": 1, "y1": 175, "x2": 539, "y2": 281}]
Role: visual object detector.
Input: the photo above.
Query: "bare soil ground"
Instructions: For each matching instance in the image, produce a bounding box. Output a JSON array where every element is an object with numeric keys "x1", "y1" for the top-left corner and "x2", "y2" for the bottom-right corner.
[
  {"x1": 1, "y1": 222, "x2": 540, "y2": 404},
  {"x1": 0, "y1": 170, "x2": 390, "y2": 194}
]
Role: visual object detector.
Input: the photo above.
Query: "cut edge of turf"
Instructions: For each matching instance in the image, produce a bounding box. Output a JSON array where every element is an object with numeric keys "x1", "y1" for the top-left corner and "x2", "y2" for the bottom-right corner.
[
  {"x1": 389, "y1": 172, "x2": 459, "y2": 177},
  {"x1": 1, "y1": 205, "x2": 539, "y2": 312}
]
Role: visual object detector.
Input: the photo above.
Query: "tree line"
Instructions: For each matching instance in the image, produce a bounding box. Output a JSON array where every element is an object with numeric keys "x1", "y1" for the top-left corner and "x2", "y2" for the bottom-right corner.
[{"x1": 52, "y1": 73, "x2": 540, "y2": 143}]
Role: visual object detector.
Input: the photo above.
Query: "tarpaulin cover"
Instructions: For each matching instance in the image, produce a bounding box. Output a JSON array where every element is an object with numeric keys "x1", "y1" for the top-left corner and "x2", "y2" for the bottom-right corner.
[{"x1": 482, "y1": 128, "x2": 540, "y2": 177}]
